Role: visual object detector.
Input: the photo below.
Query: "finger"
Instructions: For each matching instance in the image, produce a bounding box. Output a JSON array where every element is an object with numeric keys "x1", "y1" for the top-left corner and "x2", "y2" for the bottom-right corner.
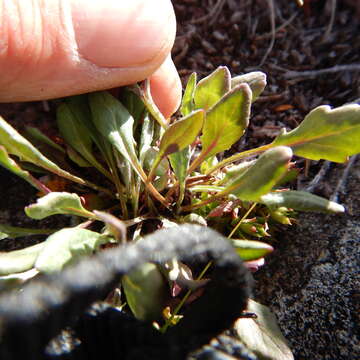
[
  {"x1": 150, "y1": 56, "x2": 182, "y2": 119},
  {"x1": 0, "y1": 0, "x2": 176, "y2": 102}
]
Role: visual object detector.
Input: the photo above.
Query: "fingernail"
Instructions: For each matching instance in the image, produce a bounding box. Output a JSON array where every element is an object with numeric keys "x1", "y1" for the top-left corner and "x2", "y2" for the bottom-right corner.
[{"x1": 71, "y1": 0, "x2": 175, "y2": 68}]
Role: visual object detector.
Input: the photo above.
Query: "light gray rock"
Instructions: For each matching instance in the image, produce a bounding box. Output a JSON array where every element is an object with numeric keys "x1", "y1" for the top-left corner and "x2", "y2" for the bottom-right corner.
[{"x1": 255, "y1": 157, "x2": 360, "y2": 359}]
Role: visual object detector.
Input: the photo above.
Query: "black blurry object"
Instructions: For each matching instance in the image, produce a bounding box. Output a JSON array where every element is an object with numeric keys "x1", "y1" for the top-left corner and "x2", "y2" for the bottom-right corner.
[{"x1": 0, "y1": 225, "x2": 253, "y2": 360}]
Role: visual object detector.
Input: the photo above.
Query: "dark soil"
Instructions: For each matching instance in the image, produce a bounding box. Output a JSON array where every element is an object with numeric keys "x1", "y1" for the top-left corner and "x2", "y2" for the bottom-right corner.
[{"x1": 0, "y1": 0, "x2": 359, "y2": 359}]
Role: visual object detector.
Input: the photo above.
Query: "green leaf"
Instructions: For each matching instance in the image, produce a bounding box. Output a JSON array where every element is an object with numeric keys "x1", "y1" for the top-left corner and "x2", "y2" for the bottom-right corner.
[
  {"x1": 158, "y1": 110, "x2": 204, "y2": 158},
  {"x1": 272, "y1": 104, "x2": 360, "y2": 162},
  {"x1": 57, "y1": 102, "x2": 110, "y2": 175},
  {"x1": 169, "y1": 146, "x2": 191, "y2": 184},
  {"x1": 0, "y1": 224, "x2": 56, "y2": 240},
  {"x1": 122, "y1": 262, "x2": 167, "y2": 321},
  {"x1": 194, "y1": 66, "x2": 231, "y2": 111},
  {"x1": 35, "y1": 228, "x2": 107, "y2": 273},
  {"x1": 119, "y1": 87, "x2": 146, "y2": 124},
  {"x1": 181, "y1": 72, "x2": 197, "y2": 116},
  {"x1": 143, "y1": 148, "x2": 169, "y2": 175},
  {"x1": 169, "y1": 146, "x2": 191, "y2": 207},
  {"x1": 0, "y1": 116, "x2": 88, "y2": 185},
  {"x1": 25, "y1": 192, "x2": 95, "y2": 219},
  {"x1": 89, "y1": 93, "x2": 167, "y2": 206},
  {"x1": 200, "y1": 155, "x2": 218, "y2": 174},
  {"x1": 0, "y1": 268, "x2": 39, "y2": 290},
  {"x1": 199, "y1": 83, "x2": 252, "y2": 160},
  {"x1": 231, "y1": 239, "x2": 273, "y2": 261},
  {"x1": 231, "y1": 71, "x2": 267, "y2": 102},
  {"x1": 0, "y1": 146, "x2": 50, "y2": 193},
  {"x1": 260, "y1": 190, "x2": 345, "y2": 213},
  {"x1": 220, "y1": 146, "x2": 293, "y2": 201},
  {"x1": 235, "y1": 299, "x2": 294, "y2": 360},
  {"x1": 25, "y1": 127, "x2": 65, "y2": 153},
  {"x1": 66, "y1": 145, "x2": 92, "y2": 167},
  {"x1": 89, "y1": 92, "x2": 146, "y2": 182},
  {"x1": 67, "y1": 95, "x2": 114, "y2": 165},
  {"x1": 0, "y1": 242, "x2": 45, "y2": 275},
  {"x1": 217, "y1": 160, "x2": 256, "y2": 186}
]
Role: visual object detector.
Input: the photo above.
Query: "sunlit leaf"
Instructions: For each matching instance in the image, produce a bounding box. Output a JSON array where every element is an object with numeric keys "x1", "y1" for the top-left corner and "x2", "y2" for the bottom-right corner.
[
  {"x1": 260, "y1": 190, "x2": 345, "y2": 213},
  {"x1": 139, "y1": 112, "x2": 154, "y2": 164},
  {"x1": 235, "y1": 299, "x2": 294, "y2": 360},
  {"x1": 220, "y1": 146, "x2": 293, "y2": 201},
  {"x1": 200, "y1": 155, "x2": 218, "y2": 174},
  {"x1": 269, "y1": 207, "x2": 293, "y2": 225},
  {"x1": 122, "y1": 262, "x2": 167, "y2": 321},
  {"x1": 169, "y1": 146, "x2": 191, "y2": 206},
  {"x1": 89, "y1": 92, "x2": 146, "y2": 181},
  {"x1": 0, "y1": 146, "x2": 50, "y2": 193},
  {"x1": 181, "y1": 72, "x2": 197, "y2": 116},
  {"x1": 231, "y1": 71, "x2": 267, "y2": 102},
  {"x1": 0, "y1": 268, "x2": 39, "y2": 290},
  {"x1": 272, "y1": 104, "x2": 360, "y2": 162},
  {"x1": 0, "y1": 116, "x2": 101, "y2": 191},
  {"x1": 194, "y1": 66, "x2": 231, "y2": 111},
  {"x1": 0, "y1": 242, "x2": 45, "y2": 275},
  {"x1": 89, "y1": 91, "x2": 169, "y2": 207},
  {"x1": 169, "y1": 146, "x2": 191, "y2": 180},
  {"x1": 199, "y1": 83, "x2": 252, "y2": 160},
  {"x1": 158, "y1": 110, "x2": 204, "y2": 158},
  {"x1": 25, "y1": 192, "x2": 95, "y2": 219},
  {"x1": 35, "y1": 228, "x2": 107, "y2": 273},
  {"x1": 231, "y1": 239, "x2": 273, "y2": 261}
]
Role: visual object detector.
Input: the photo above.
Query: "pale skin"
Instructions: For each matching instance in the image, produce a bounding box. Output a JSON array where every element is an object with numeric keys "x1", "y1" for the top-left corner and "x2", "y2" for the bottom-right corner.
[{"x1": 0, "y1": 0, "x2": 182, "y2": 119}]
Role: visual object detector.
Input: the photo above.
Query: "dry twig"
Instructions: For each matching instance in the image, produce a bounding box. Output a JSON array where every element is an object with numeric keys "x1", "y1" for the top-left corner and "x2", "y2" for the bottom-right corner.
[
  {"x1": 330, "y1": 155, "x2": 358, "y2": 203},
  {"x1": 259, "y1": 0, "x2": 276, "y2": 67},
  {"x1": 191, "y1": 0, "x2": 226, "y2": 26},
  {"x1": 322, "y1": 0, "x2": 337, "y2": 42},
  {"x1": 284, "y1": 64, "x2": 360, "y2": 79}
]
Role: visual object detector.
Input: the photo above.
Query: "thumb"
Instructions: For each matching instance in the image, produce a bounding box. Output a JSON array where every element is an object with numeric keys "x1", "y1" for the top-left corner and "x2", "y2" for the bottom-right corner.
[{"x1": 0, "y1": 0, "x2": 181, "y2": 117}]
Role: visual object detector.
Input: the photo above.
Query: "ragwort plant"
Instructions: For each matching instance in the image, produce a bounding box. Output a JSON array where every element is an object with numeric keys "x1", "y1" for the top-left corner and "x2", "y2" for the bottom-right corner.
[{"x1": 0, "y1": 67, "x2": 359, "y2": 342}]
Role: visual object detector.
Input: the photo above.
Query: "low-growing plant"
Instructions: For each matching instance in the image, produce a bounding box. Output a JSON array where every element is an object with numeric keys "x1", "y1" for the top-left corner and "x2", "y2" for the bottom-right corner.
[{"x1": 0, "y1": 66, "x2": 359, "y2": 357}]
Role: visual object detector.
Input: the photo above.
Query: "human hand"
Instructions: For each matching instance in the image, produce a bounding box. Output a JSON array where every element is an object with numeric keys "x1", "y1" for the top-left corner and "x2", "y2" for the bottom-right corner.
[{"x1": 0, "y1": 0, "x2": 181, "y2": 118}]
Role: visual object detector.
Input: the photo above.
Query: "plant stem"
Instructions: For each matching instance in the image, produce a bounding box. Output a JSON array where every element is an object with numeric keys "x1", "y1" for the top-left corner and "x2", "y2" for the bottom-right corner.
[
  {"x1": 106, "y1": 151, "x2": 129, "y2": 218},
  {"x1": 228, "y1": 202, "x2": 257, "y2": 238},
  {"x1": 160, "y1": 261, "x2": 213, "y2": 334},
  {"x1": 186, "y1": 152, "x2": 206, "y2": 175},
  {"x1": 54, "y1": 169, "x2": 115, "y2": 197},
  {"x1": 136, "y1": 164, "x2": 169, "y2": 208}
]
